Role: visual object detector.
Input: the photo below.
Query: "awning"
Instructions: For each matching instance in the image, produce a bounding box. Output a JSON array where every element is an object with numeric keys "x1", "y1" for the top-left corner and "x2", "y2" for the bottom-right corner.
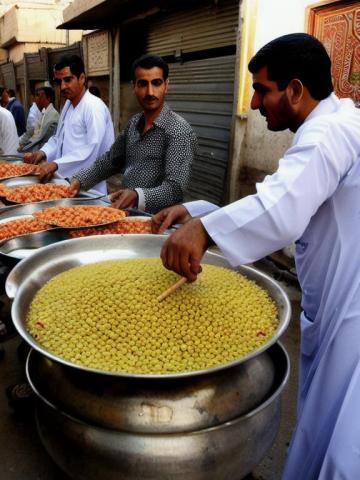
[{"x1": 58, "y1": 0, "x2": 200, "y2": 30}]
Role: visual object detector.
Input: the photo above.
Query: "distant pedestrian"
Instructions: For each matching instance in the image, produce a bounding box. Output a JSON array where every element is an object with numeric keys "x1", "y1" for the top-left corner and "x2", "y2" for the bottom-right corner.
[
  {"x1": 18, "y1": 93, "x2": 41, "y2": 150},
  {"x1": 0, "y1": 88, "x2": 26, "y2": 136},
  {"x1": 21, "y1": 87, "x2": 59, "y2": 153}
]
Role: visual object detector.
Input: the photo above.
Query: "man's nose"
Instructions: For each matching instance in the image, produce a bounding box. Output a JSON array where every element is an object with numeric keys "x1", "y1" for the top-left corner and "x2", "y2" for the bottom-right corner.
[{"x1": 147, "y1": 83, "x2": 154, "y2": 96}]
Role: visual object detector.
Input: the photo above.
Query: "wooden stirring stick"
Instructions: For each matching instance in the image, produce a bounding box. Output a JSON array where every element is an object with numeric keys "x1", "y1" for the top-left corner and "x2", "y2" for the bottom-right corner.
[{"x1": 157, "y1": 276, "x2": 188, "y2": 302}]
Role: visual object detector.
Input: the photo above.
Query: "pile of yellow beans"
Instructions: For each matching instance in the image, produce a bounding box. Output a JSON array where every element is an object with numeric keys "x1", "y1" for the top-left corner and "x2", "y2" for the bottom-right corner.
[{"x1": 26, "y1": 258, "x2": 278, "y2": 374}]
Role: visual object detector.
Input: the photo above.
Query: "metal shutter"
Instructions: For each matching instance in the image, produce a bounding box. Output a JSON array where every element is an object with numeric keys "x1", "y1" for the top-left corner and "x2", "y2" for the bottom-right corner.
[
  {"x1": 167, "y1": 55, "x2": 235, "y2": 205},
  {"x1": 146, "y1": 0, "x2": 239, "y2": 57}
]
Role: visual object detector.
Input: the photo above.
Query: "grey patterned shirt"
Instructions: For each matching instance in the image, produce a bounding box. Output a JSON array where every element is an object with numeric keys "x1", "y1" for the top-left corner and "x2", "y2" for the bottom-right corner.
[{"x1": 74, "y1": 103, "x2": 197, "y2": 213}]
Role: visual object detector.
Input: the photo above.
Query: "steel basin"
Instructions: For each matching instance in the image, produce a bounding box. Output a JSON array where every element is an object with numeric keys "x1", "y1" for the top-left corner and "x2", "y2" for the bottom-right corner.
[
  {"x1": 8, "y1": 235, "x2": 291, "y2": 432},
  {"x1": 32, "y1": 342, "x2": 289, "y2": 480}
]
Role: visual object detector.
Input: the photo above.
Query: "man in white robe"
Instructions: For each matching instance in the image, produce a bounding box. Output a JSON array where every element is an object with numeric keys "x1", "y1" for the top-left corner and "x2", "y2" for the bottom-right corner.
[
  {"x1": 23, "y1": 55, "x2": 114, "y2": 194},
  {"x1": 0, "y1": 105, "x2": 19, "y2": 155},
  {"x1": 152, "y1": 33, "x2": 360, "y2": 479},
  {"x1": 21, "y1": 87, "x2": 59, "y2": 153}
]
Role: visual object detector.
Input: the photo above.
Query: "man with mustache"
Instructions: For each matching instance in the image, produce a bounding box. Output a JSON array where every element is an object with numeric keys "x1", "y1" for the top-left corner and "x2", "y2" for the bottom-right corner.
[
  {"x1": 153, "y1": 33, "x2": 360, "y2": 479},
  {"x1": 69, "y1": 54, "x2": 197, "y2": 213},
  {"x1": 24, "y1": 55, "x2": 114, "y2": 194}
]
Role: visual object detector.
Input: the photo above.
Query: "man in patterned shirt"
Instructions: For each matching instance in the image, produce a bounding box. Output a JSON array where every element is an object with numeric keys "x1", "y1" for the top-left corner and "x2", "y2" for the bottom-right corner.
[{"x1": 70, "y1": 54, "x2": 197, "y2": 214}]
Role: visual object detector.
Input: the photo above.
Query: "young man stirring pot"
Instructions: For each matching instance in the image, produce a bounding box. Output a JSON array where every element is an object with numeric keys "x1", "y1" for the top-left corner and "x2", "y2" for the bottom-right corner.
[{"x1": 152, "y1": 33, "x2": 360, "y2": 480}]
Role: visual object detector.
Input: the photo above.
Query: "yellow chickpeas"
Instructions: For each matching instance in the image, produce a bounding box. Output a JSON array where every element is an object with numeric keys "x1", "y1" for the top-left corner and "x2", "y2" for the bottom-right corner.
[{"x1": 26, "y1": 258, "x2": 278, "y2": 374}]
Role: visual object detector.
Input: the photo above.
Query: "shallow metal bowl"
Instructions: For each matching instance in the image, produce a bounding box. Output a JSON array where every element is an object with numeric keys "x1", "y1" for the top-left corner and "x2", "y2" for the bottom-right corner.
[
  {"x1": 32, "y1": 343, "x2": 289, "y2": 480},
  {"x1": 7, "y1": 234, "x2": 291, "y2": 379},
  {"x1": 0, "y1": 154, "x2": 24, "y2": 163}
]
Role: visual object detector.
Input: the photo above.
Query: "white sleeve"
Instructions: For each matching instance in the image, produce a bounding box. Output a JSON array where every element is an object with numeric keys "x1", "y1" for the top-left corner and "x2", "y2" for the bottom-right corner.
[
  {"x1": 184, "y1": 200, "x2": 219, "y2": 217},
  {"x1": 0, "y1": 112, "x2": 19, "y2": 155},
  {"x1": 201, "y1": 117, "x2": 357, "y2": 266},
  {"x1": 40, "y1": 133, "x2": 59, "y2": 160}
]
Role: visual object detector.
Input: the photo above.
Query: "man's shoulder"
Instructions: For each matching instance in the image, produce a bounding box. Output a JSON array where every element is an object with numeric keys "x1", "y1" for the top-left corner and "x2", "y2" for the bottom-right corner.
[
  {"x1": 163, "y1": 108, "x2": 194, "y2": 136},
  {"x1": 12, "y1": 99, "x2": 24, "y2": 110},
  {"x1": 82, "y1": 91, "x2": 111, "y2": 114},
  {"x1": 0, "y1": 106, "x2": 12, "y2": 119},
  {"x1": 46, "y1": 105, "x2": 60, "y2": 120}
]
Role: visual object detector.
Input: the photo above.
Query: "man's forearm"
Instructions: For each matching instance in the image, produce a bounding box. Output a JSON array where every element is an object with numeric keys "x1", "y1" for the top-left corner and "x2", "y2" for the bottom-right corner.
[{"x1": 73, "y1": 150, "x2": 119, "y2": 191}]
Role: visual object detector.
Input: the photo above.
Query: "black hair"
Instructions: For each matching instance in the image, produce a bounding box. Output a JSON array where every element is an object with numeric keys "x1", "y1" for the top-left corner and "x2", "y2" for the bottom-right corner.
[
  {"x1": 7, "y1": 88, "x2": 16, "y2": 97},
  {"x1": 0, "y1": 87, "x2": 6, "y2": 96},
  {"x1": 54, "y1": 54, "x2": 85, "y2": 78},
  {"x1": 131, "y1": 54, "x2": 169, "y2": 82},
  {"x1": 248, "y1": 33, "x2": 333, "y2": 100},
  {"x1": 36, "y1": 86, "x2": 55, "y2": 104},
  {"x1": 89, "y1": 85, "x2": 101, "y2": 98}
]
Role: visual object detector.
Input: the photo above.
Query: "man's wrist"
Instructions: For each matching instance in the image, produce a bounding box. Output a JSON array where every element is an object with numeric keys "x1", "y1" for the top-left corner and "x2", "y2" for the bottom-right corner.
[{"x1": 199, "y1": 218, "x2": 214, "y2": 247}]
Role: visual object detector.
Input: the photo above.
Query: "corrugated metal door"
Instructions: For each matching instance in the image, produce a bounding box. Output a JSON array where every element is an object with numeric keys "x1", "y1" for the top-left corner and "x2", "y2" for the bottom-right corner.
[
  {"x1": 26, "y1": 53, "x2": 47, "y2": 81},
  {"x1": 146, "y1": 0, "x2": 238, "y2": 57},
  {"x1": 167, "y1": 56, "x2": 235, "y2": 204}
]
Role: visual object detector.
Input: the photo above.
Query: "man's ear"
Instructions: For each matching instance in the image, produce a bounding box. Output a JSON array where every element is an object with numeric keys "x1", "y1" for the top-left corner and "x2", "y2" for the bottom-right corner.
[{"x1": 287, "y1": 79, "x2": 304, "y2": 105}]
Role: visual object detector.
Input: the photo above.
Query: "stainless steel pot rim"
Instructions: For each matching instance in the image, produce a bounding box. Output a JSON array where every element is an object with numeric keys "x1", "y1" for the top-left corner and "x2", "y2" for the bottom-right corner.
[
  {"x1": 28, "y1": 342, "x2": 289, "y2": 434},
  {"x1": 8, "y1": 234, "x2": 291, "y2": 379}
]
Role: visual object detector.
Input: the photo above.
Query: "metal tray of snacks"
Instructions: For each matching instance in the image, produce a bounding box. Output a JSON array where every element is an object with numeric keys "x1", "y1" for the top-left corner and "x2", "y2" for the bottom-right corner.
[
  {"x1": 0, "y1": 201, "x2": 150, "y2": 262},
  {"x1": 6, "y1": 235, "x2": 291, "y2": 379},
  {"x1": 0, "y1": 177, "x2": 103, "y2": 206},
  {"x1": 0, "y1": 197, "x2": 108, "y2": 221},
  {"x1": 1, "y1": 176, "x2": 68, "y2": 188},
  {"x1": 0, "y1": 163, "x2": 40, "y2": 180}
]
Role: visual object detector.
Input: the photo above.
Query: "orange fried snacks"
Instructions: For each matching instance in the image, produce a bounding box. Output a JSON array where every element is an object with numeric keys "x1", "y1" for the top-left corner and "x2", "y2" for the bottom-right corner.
[
  {"x1": 0, "y1": 218, "x2": 50, "y2": 241},
  {"x1": 0, "y1": 164, "x2": 40, "y2": 179},
  {"x1": 5, "y1": 184, "x2": 72, "y2": 203},
  {"x1": 33, "y1": 205, "x2": 127, "y2": 228},
  {"x1": 69, "y1": 218, "x2": 152, "y2": 238},
  {"x1": 0, "y1": 184, "x2": 9, "y2": 197}
]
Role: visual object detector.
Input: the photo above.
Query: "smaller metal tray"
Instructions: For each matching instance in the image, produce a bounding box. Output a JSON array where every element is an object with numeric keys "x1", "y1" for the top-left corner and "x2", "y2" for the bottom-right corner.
[
  {"x1": 0, "y1": 177, "x2": 102, "y2": 206},
  {"x1": 1, "y1": 176, "x2": 67, "y2": 188},
  {"x1": 0, "y1": 200, "x2": 152, "y2": 262},
  {"x1": 0, "y1": 155, "x2": 24, "y2": 164},
  {"x1": 0, "y1": 230, "x2": 69, "y2": 259}
]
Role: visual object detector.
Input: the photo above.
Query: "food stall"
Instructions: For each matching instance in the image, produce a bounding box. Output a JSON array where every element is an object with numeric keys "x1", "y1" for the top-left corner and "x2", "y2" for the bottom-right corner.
[{"x1": 1, "y1": 155, "x2": 291, "y2": 480}]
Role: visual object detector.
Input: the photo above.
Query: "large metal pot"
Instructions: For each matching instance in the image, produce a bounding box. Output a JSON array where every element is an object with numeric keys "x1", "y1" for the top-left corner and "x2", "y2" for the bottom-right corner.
[
  {"x1": 7, "y1": 235, "x2": 291, "y2": 432},
  {"x1": 6, "y1": 234, "x2": 291, "y2": 376},
  {"x1": 31, "y1": 343, "x2": 289, "y2": 480}
]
